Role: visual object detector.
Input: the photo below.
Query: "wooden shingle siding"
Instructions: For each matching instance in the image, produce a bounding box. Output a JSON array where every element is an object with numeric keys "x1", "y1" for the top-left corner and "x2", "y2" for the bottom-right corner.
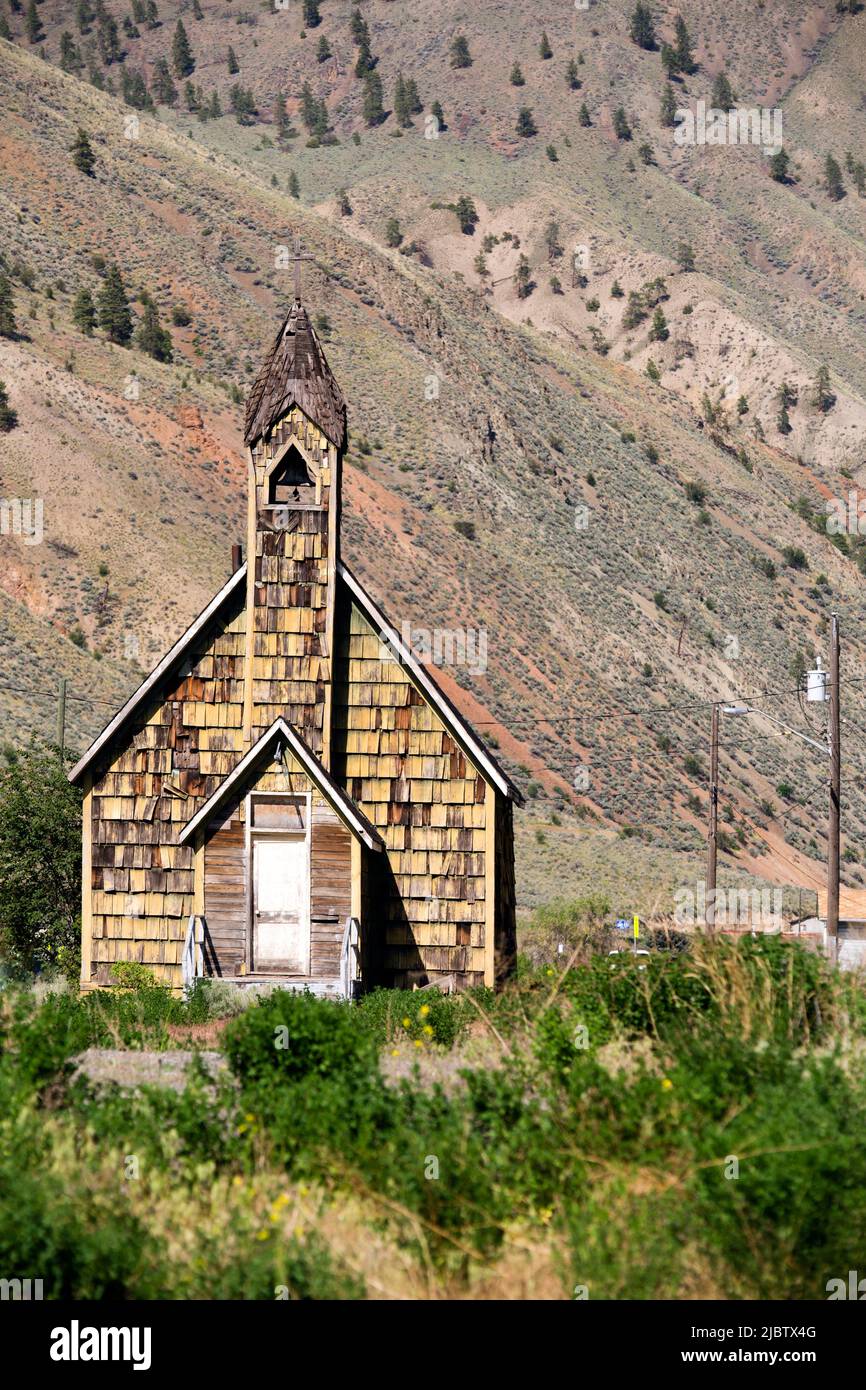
[
  {"x1": 87, "y1": 582, "x2": 247, "y2": 986},
  {"x1": 332, "y1": 592, "x2": 488, "y2": 988}
]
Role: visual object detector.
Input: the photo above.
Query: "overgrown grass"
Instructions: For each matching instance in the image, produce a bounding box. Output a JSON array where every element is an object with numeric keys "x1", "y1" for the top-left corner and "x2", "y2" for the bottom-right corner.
[{"x1": 1, "y1": 936, "x2": 865, "y2": 1298}]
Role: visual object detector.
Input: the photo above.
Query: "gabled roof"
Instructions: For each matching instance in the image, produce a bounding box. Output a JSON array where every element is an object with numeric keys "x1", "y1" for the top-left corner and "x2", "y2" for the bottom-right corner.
[
  {"x1": 68, "y1": 565, "x2": 248, "y2": 786},
  {"x1": 244, "y1": 301, "x2": 346, "y2": 451},
  {"x1": 338, "y1": 562, "x2": 524, "y2": 805},
  {"x1": 178, "y1": 717, "x2": 383, "y2": 851},
  {"x1": 68, "y1": 558, "x2": 522, "y2": 806}
]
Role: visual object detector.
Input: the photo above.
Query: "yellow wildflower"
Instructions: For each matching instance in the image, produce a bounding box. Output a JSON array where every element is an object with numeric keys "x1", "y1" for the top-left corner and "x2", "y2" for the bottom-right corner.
[{"x1": 661, "y1": 1077, "x2": 673, "y2": 1091}]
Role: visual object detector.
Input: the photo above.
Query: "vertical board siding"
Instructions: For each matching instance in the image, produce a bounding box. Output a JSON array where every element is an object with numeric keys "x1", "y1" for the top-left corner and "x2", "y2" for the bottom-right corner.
[{"x1": 204, "y1": 820, "x2": 246, "y2": 975}]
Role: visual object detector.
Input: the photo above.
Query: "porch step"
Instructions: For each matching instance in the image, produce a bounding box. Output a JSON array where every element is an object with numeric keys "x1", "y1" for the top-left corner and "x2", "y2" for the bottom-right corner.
[{"x1": 210, "y1": 975, "x2": 346, "y2": 1000}]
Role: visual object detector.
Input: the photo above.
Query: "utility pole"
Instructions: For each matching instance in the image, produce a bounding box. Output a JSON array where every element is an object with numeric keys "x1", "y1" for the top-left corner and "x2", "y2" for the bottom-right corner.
[
  {"x1": 56, "y1": 677, "x2": 68, "y2": 761},
  {"x1": 827, "y1": 613, "x2": 840, "y2": 953},
  {"x1": 706, "y1": 702, "x2": 719, "y2": 932}
]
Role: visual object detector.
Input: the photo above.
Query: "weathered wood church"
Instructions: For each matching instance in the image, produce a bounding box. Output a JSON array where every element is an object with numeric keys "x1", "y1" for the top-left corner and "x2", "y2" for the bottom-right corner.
[{"x1": 70, "y1": 283, "x2": 521, "y2": 996}]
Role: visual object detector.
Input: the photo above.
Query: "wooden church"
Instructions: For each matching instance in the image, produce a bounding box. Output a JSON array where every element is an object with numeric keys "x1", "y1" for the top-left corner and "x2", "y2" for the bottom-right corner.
[{"x1": 70, "y1": 280, "x2": 521, "y2": 996}]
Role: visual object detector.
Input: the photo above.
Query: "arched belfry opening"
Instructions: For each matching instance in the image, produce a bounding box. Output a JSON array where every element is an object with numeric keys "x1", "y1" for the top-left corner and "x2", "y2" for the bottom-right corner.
[{"x1": 266, "y1": 443, "x2": 317, "y2": 507}]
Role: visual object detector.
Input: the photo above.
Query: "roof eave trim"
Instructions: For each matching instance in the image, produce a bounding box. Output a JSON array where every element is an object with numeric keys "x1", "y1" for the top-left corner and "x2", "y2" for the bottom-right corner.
[
  {"x1": 178, "y1": 717, "x2": 384, "y2": 851},
  {"x1": 68, "y1": 564, "x2": 248, "y2": 786},
  {"x1": 337, "y1": 562, "x2": 523, "y2": 804}
]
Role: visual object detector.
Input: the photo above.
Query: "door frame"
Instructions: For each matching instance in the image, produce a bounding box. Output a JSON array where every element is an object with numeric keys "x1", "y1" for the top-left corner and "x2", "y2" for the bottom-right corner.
[{"x1": 245, "y1": 791, "x2": 311, "y2": 974}]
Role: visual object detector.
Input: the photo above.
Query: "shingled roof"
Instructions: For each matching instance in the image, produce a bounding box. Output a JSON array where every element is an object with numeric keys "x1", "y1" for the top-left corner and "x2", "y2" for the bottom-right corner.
[{"x1": 243, "y1": 300, "x2": 346, "y2": 450}]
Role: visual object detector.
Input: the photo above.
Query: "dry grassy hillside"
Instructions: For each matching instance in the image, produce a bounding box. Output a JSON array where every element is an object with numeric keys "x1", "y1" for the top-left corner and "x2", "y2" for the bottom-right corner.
[{"x1": 2, "y1": 4, "x2": 866, "y2": 913}]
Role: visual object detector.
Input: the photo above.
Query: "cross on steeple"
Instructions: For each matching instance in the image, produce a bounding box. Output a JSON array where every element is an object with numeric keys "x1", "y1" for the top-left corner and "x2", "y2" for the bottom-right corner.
[{"x1": 291, "y1": 230, "x2": 314, "y2": 303}]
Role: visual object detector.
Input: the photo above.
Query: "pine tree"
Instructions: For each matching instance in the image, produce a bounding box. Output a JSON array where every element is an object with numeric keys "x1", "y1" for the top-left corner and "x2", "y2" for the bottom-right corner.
[
  {"x1": 455, "y1": 195, "x2": 478, "y2": 232},
  {"x1": 649, "y1": 306, "x2": 669, "y2": 340},
  {"x1": 350, "y1": 8, "x2": 368, "y2": 45},
  {"x1": 660, "y1": 82, "x2": 677, "y2": 127},
  {"x1": 676, "y1": 241, "x2": 695, "y2": 271},
  {"x1": 338, "y1": 188, "x2": 351, "y2": 216},
  {"x1": 317, "y1": 35, "x2": 331, "y2": 62},
  {"x1": 72, "y1": 287, "x2": 96, "y2": 336},
  {"x1": 825, "y1": 153, "x2": 844, "y2": 200},
  {"x1": 777, "y1": 403, "x2": 791, "y2": 435},
  {"x1": 172, "y1": 18, "x2": 194, "y2": 78},
  {"x1": 300, "y1": 81, "x2": 317, "y2": 131},
  {"x1": 152, "y1": 57, "x2": 177, "y2": 105},
  {"x1": 566, "y1": 59, "x2": 581, "y2": 90},
  {"x1": 354, "y1": 36, "x2": 374, "y2": 77},
  {"x1": 812, "y1": 365, "x2": 835, "y2": 413},
  {"x1": 516, "y1": 106, "x2": 537, "y2": 137},
  {"x1": 0, "y1": 13, "x2": 11, "y2": 40},
  {"x1": 303, "y1": 0, "x2": 320, "y2": 26},
  {"x1": 145, "y1": 1, "x2": 159, "y2": 29},
  {"x1": 405, "y1": 78, "x2": 422, "y2": 113},
  {"x1": 515, "y1": 254, "x2": 532, "y2": 299},
  {"x1": 613, "y1": 106, "x2": 632, "y2": 140},
  {"x1": 71, "y1": 127, "x2": 96, "y2": 176},
  {"x1": 769, "y1": 147, "x2": 790, "y2": 183},
  {"x1": 673, "y1": 15, "x2": 696, "y2": 74},
  {"x1": 394, "y1": 73, "x2": 411, "y2": 126},
  {"x1": 578, "y1": 102, "x2": 591, "y2": 127},
  {"x1": 431, "y1": 100, "x2": 445, "y2": 130},
  {"x1": 97, "y1": 264, "x2": 133, "y2": 345},
  {"x1": 385, "y1": 216, "x2": 402, "y2": 247},
  {"x1": 539, "y1": 31, "x2": 552, "y2": 59},
  {"x1": 363, "y1": 70, "x2": 385, "y2": 126},
  {"x1": 96, "y1": 9, "x2": 121, "y2": 64},
  {"x1": 288, "y1": 170, "x2": 300, "y2": 198},
  {"x1": 660, "y1": 43, "x2": 679, "y2": 79},
  {"x1": 0, "y1": 274, "x2": 17, "y2": 339},
  {"x1": 853, "y1": 161, "x2": 866, "y2": 196},
  {"x1": 510, "y1": 62, "x2": 525, "y2": 86},
  {"x1": 25, "y1": 0, "x2": 44, "y2": 45},
  {"x1": 185, "y1": 80, "x2": 199, "y2": 112},
  {"x1": 76, "y1": 0, "x2": 93, "y2": 34},
  {"x1": 136, "y1": 300, "x2": 173, "y2": 362},
  {"x1": 227, "y1": 45, "x2": 239, "y2": 74},
  {"x1": 450, "y1": 34, "x2": 471, "y2": 68},
  {"x1": 0, "y1": 380, "x2": 17, "y2": 433},
  {"x1": 60, "y1": 33, "x2": 84, "y2": 72},
  {"x1": 192, "y1": 0, "x2": 203, "y2": 17},
  {"x1": 629, "y1": 3, "x2": 656, "y2": 50},
  {"x1": 711, "y1": 71, "x2": 735, "y2": 110},
  {"x1": 209, "y1": 91, "x2": 221, "y2": 119}
]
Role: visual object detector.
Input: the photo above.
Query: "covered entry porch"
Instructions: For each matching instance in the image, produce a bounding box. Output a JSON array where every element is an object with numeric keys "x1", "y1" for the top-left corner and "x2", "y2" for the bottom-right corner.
[{"x1": 178, "y1": 718, "x2": 382, "y2": 996}]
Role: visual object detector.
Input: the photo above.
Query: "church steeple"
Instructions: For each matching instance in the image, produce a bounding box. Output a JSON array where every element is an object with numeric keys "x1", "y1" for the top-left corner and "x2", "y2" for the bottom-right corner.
[{"x1": 241, "y1": 266, "x2": 345, "y2": 763}]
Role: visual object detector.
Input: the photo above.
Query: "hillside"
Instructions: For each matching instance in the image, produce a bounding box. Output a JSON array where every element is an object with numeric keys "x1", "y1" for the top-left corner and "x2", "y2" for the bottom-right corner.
[{"x1": 3, "y1": 3, "x2": 866, "y2": 914}]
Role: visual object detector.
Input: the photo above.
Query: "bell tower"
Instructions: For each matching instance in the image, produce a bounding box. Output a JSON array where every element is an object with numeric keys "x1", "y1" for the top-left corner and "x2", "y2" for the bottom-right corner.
[{"x1": 241, "y1": 247, "x2": 346, "y2": 765}]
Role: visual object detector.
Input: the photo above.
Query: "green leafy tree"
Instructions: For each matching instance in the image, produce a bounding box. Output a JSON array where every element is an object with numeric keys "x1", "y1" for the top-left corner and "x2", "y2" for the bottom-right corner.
[
  {"x1": 0, "y1": 380, "x2": 18, "y2": 432},
  {"x1": 72, "y1": 287, "x2": 96, "y2": 336},
  {"x1": 516, "y1": 106, "x2": 537, "y2": 137},
  {"x1": 172, "y1": 18, "x2": 194, "y2": 78},
  {"x1": 629, "y1": 2, "x2": 656, "y2": 49},
  {"x1": 136, "y1": 299, "x2": 173, "y2": 362},
  {"x1": 71, "y1": 127, "x2": 96, "y2": 176},
  {"x1": 0, "y1": 743, "x2": 83, "y2": 977},
  {"x1": 97, "y1": 263, "x2": 133, "y2": 344},
  {"x1": 450, "y1": 34, "x2": 471, "y2": 68}
]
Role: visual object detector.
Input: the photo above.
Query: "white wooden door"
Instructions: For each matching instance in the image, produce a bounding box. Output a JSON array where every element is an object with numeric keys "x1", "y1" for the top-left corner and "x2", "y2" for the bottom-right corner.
[{"x1": 252, "y1": 836, "x2": 309, "y2": 973}]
